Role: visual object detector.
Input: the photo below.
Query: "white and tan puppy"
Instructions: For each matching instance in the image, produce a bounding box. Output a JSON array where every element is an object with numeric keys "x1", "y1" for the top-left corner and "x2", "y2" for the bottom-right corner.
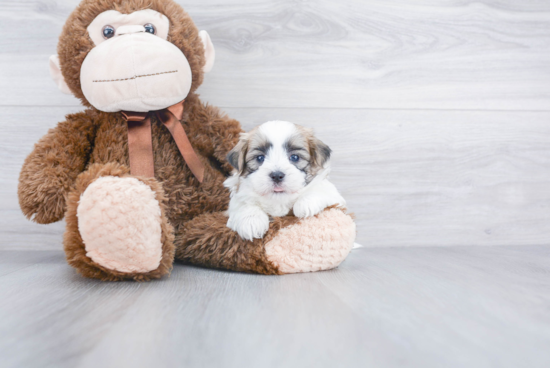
[{"x1": 224, "y1": 121, "x2": 346, "y2": 241}]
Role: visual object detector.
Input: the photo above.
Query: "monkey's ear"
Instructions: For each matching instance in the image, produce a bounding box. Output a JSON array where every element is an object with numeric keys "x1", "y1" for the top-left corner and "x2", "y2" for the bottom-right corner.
[
  {"x1": 199, "y1": 30, "x2": 215, "y2": 73},
  {"x1": 49, "y1": 55, "x2": 72, "y2": 95}
]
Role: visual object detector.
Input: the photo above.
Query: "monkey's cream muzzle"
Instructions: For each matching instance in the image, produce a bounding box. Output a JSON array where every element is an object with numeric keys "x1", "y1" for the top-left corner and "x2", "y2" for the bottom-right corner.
[{"x1": 80, "y1": 31, "x2": 192, "y2": 113}]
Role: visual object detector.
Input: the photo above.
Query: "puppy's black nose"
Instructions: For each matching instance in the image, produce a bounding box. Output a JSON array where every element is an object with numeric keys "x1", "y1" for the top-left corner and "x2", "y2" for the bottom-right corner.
[{"x1": 269, "y1": 171, "x2": 285, "y2": 183}]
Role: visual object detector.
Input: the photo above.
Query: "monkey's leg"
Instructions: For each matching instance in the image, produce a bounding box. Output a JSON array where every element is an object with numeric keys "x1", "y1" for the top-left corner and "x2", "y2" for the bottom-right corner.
[
  {"x1": 175, "y1": 207, "x2": 356, "y2": 274},
  {"x1": 64, "y1": 163, "x2": 175, "y2": 281}
]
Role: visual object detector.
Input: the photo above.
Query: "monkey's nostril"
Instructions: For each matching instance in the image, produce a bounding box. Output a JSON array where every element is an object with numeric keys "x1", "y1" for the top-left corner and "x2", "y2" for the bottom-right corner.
[{"x1": 269, "y1": 171, "x2": 285, "y2": 183}]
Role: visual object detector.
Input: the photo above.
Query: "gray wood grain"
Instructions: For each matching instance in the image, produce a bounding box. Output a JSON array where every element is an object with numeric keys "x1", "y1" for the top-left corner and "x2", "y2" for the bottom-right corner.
[
  {"x1": 1, "y1": 246, "x2": 549, "y2": 368},
  {"x1": 1, "y1": 0, "x2": 549, "y2": 110},
  {"x1": 3, "y1": 106, "x2": 549, "y2": 250}
]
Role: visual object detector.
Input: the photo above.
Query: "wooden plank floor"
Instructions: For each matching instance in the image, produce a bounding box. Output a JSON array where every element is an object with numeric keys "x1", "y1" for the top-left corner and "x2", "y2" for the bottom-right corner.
[{"x1": 1, "y1": 246, "x2": 549, "y2": 368}]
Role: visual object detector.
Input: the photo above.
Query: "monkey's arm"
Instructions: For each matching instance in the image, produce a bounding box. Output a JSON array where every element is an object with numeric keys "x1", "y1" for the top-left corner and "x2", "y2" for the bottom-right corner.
[
  {"x1": 18, "y1": 111, "x2": 97, "y2": 224},
  {"x1": 186, "y1": 97, "x2": 242, "y2": 175}
]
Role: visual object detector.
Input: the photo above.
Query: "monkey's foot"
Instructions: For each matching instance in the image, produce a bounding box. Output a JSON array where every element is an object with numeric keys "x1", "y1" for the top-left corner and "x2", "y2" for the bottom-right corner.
[
  {"x1": 64, "y1": 163, "x2": 175, "y2": 281},
  {"x1": 77, "y1": 176, "x2": 164, "y2": 273},
  {"x1": 264, "y1": 207, "x2": 356, "y2": 273}
]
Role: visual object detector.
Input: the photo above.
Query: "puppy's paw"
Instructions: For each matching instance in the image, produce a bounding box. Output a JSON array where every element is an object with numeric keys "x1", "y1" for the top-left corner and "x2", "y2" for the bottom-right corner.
[
  {"x1": 293, "y1": 197, "x2": 327, "y2": 219},
  {"x1": 228, "y1": 212, "x2": 270, "y2": 241}
]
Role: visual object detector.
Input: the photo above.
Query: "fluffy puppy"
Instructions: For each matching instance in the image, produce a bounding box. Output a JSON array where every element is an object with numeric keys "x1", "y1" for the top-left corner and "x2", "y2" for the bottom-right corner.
[{"x1": 224, "y1": 120, "x2": 346, "y2": 241}]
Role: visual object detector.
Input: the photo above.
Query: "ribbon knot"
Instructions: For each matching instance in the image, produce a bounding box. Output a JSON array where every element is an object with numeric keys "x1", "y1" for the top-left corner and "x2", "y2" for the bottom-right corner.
[{"x1": 121, "y1": 101, "x2": 205, "y2": 183}]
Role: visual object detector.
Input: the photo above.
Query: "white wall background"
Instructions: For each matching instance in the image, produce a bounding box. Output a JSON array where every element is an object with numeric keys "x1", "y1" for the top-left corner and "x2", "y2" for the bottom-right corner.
[{"x1": 1, "y1": 0, "x2": 549, "y2": 249}]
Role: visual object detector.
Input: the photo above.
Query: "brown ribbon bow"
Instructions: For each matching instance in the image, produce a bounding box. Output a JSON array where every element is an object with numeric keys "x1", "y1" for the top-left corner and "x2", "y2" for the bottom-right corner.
[{"x1": 121, "y1": 101, "x2": 205, "y2": 183}]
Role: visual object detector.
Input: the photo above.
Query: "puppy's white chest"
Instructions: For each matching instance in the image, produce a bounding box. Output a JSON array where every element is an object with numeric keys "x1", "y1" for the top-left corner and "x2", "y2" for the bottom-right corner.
[{"x1": 260, "y1": 195, "x2": 298, "y2": 217}]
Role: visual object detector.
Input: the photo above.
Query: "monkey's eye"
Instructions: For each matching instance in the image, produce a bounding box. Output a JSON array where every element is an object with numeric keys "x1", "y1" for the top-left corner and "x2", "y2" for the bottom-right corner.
[
  {"x1": 289, "y1": 154, "x2": 300, "y2": 162},
  {"x1": 256, "y1": 155, "x2": 265, "y2": 163},
  {"x1": 102, "y1": 25, "x2": 115, "y2": 39},
  {"x1": 144, "y1": 23, "x2": 156, "y2": 35}
]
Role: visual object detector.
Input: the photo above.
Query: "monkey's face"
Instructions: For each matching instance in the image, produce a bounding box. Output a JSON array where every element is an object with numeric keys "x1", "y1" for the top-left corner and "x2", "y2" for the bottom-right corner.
[
  {"x1": 80, "y1": 9, "x2": 194, "y2": 112},
  {"x1": 50, "y1": 1, "x2": 215, "y2": 113}
]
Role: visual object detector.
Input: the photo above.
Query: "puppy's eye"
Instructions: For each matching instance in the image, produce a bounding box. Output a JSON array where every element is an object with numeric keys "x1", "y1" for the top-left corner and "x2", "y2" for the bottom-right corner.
[
  {"x1": 102, "y1": 25, "x2": 115, "y2": 39},
  {"x1": 289, "y1": 154, "x2": 300, "y2": 162},
  {"x1": 144, "y1": 23, "x2": 156, "y2": 34},
  {"x1": 256, "y1": 155, "x2": 265, "y2": 163}
]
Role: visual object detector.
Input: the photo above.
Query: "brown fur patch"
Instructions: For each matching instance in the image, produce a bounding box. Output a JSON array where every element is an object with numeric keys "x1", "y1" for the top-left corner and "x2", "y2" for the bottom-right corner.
[{"x1": 18, "y1": 109, "x2": 99, "y2": 224}]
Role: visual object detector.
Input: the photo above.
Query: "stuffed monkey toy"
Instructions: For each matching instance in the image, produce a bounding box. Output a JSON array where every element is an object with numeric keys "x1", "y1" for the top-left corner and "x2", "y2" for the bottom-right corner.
[{"x1": 18, "y1": 0, "x2": 356, "y2": 281}]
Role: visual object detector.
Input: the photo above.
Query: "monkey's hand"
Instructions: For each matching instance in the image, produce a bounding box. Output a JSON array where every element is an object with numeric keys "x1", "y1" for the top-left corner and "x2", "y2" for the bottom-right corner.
[{"x1": 18, "y1": 111, "x2": 97, "y2": 224}]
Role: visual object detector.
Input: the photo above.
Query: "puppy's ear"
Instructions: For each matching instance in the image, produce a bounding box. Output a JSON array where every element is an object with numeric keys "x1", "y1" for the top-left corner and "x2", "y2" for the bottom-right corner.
[
  {"x1": 227, "y1": 133, "x2": 249, "y2": 174},
  {"x1": 309, "y1": 136, "x2": 331, "y2": 169}
]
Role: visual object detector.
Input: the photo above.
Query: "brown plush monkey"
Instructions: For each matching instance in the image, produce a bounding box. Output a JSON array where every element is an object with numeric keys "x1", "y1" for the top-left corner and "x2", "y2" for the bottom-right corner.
[{"x1": 18, "y1": 0, "x2": 356, "y2": 281}]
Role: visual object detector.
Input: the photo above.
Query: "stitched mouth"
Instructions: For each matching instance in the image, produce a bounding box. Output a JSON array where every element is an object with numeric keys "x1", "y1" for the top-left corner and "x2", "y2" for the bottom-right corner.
[{"x1": 93, "y1": 70, "x2": 178, "y2": 83}]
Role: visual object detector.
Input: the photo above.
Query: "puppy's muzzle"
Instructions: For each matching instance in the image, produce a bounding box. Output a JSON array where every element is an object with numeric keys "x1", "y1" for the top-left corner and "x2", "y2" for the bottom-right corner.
[{"x1": 269, "y1": 171, "x2": 285, "y2": 184}]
